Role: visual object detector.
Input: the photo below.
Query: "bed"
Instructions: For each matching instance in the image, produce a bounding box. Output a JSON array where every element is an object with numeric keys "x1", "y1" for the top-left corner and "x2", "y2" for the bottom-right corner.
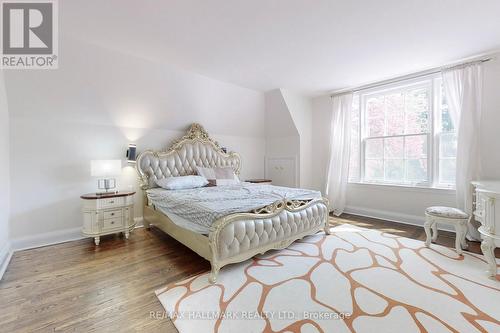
[{"x1": 136, "y1": 123, "x2": 330, "y2": 283}]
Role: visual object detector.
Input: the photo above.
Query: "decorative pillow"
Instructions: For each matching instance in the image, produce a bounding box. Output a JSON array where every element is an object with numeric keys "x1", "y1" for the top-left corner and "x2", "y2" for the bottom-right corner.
[
  {"x1": 156, "y1": 175, "x2": 208, "y2": 190},
  {"x1": 196, "y1": 166, "x2": 240, "y2": 185},
  {"x1": 196, "y1": 166, "x2": 216, "y2": 180},
  {"x1": 214, "y1": 167, "x2": 239, "y2": 180}
]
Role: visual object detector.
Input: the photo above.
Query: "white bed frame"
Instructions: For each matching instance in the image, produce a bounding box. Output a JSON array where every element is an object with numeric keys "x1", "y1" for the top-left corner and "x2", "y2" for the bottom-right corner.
[{"x1": 136, "y1": 123, "x2": 330, "y2": 283}]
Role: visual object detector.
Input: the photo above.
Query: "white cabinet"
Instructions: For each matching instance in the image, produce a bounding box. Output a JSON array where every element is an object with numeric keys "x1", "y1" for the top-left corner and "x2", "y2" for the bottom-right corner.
[
  {"x1": 472, "y1": 181, "x2": 500, "y2": 277},
  {"x1": 265, "y1": 156, "x2": 298, "y2": 187},
  {"x1": 81, "y1": 191, "x2": 136, "y2": 245}
]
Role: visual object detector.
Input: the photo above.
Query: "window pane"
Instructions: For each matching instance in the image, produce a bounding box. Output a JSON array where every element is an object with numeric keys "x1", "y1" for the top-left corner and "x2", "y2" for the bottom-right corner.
[
  {"x1": 439, "y1": 159, "x2": 456, "y2": 184},
  {"x1": 440, "y1": 132, "x2": 457, "y2": 158},
  {"x1": 386, "y1": 93, "x2": 405, "y2": 136},
  {"x1": 367, "y1": 96, "x2": 384, "y2": 118},
  {"x1": 384, "y1": 137, "x2": 404, "y2": 159},
  {"x1": 365, "y1": 160, "x2": 383, "y2": 181},
  {"x1": 405, "y1": 135, "x2": 427, "y2": 159},
  {"x1": 366, "y1": 96, "x2": 385, "y2": 137},
  {"x1": 405, "y1": 88, "x2": 429, "y2": 134},
  {"x1": 385, "y1": 159, "x2": 404, "y2": 182},
  {"x1": 366, "y1": 138, "x2": 383, "y2": 159},
  {"x1": 406, "y1": 159, "x2": 428, "y2": 182},
  {"x1": 405, "y1": 110, "x2": 429, "y2": 134},
  {"x1": 441, "y1": 108, "x2": 454, "y2": 132},
  {"x1": 368, "y1": 117, "x2": 384, "y2": 137},
  {"x1": 349, "y1": 140, "x2": 360, "y2": 180},
  {"x1": 406, "y1": 88, "x2": 429, "y2": 114}
]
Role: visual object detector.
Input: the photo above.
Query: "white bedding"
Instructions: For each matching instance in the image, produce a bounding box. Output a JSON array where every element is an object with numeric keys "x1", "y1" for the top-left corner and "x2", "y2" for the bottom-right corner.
[{"x1": 146, "y1": 183, "x2": 322, "y2": 234}]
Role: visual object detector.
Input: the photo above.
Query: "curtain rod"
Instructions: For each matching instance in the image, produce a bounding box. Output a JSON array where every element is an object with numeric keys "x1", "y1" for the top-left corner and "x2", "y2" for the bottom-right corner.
[{"x1": 330, "y1": 57, "x2": 492, "y2": 98}]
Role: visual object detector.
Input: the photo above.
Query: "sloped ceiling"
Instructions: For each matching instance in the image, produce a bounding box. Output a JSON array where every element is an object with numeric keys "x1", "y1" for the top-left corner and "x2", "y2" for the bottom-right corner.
[
  {"x1": 4, "y1": 38, "x2": 265, "y2": 137},
  {"x1": 62, "y1": 0, "x2": 500, "y2": 95}
]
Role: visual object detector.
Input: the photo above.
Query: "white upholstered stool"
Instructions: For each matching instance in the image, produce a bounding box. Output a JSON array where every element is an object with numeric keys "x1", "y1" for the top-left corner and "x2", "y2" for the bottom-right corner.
[{"x1": 424, "y1": 206, "x2": 469, "y2": 255}]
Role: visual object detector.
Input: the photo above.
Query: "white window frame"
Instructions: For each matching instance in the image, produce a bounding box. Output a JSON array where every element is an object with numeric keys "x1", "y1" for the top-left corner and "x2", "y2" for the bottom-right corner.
[{"x1": 350, "y1": 74, "x2": 456, "y2": 190}]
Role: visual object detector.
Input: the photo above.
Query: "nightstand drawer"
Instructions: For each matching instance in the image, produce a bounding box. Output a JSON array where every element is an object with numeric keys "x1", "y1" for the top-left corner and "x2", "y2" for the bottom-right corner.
[
  {"x1": 98, "y1": 197, "x2": 124, "y2": 209},
  {"x1": 103, "y1": 210, "x2": 122, "y2": 220},
  {"x1": 102, "y1": 217, "x2": 123, "y2": 230}
]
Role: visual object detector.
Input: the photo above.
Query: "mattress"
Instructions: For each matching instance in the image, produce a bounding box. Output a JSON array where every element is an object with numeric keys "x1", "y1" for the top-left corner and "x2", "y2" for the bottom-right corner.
[{"x1": 146, "y1": 183, "x2": 322, "y2": 234}]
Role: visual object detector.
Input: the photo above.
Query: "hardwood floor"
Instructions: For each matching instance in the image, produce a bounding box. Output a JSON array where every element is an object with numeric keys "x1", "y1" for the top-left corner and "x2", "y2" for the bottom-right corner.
[
  {"x1": 0, "y1": 215, "x2": 497, "y2": 333},
  {"x1": 331, "y1": 213, "x2": 500, "y2": 257}
]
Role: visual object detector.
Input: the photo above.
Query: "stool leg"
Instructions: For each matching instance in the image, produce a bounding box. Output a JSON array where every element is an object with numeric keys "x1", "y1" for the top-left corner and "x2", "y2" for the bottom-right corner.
[
  {"x1": 455, "y1": 224, "x2": 463, "y2": 255},
  {"x1": 431, "y1": 222, "x2": 438, "y2": 242},
  {"x1": 424, "y1": 216, "x2": 433, "y2": 247},
  {"x1": 460, "y1": 220, "x2": 468, "y2": 249}
]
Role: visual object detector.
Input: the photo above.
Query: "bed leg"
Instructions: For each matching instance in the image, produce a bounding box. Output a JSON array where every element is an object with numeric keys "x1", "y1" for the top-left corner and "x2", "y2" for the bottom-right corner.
[
  {"x1": 208, "y1": 263, "x2": 220, "y2": 284},
  {"x1": 143, "y1": 218, "x2": 151, "y2": 230},
  {"x1": 324, "y1": 219, "x2": 332, "y2": 235}
]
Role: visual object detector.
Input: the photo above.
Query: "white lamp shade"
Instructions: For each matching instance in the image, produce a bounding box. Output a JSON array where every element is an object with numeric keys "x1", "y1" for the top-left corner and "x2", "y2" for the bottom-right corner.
[{"x1": 90, "y1": 160, "x2": 122, "y2": 177}]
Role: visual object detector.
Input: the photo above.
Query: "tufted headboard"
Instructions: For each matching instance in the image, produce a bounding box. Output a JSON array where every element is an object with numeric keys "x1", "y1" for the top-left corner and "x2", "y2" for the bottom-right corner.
[{"x1": 136, "y1": 123, "x2": 241, "y2": 189}]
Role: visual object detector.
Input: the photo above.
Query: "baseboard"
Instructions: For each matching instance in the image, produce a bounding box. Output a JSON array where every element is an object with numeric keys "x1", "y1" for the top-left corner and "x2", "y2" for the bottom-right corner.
[
  {"x1": 11, "y1": 227, "x2": 85, "y2": 252},
  {"x1": 11, "y1": 218, "x2": 145, "y2": 252},
  {"x1": 0, "y1": 241, "x2": 13, "y2": 281},
  {"x1": 344, "y1": 205, "x2": 455, "y2": 232},
  {"x1": 134, "y1": 216, "x2": 144, "y2": 227}
]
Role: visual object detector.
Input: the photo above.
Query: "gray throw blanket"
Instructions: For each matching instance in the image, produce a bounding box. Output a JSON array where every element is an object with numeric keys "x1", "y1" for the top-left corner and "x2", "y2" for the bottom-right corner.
[{"x1": 147, "y1": 183, "x2": 322, "y2": 228}]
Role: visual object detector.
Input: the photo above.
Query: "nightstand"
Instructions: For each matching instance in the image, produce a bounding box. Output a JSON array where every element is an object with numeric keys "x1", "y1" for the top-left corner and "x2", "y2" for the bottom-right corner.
[
  {"x1": 245, "y1": 179, "x2": 272, "y2": 185},
  {"x1": 81, "y1": 191, "x2": 136, "y2": 245}
]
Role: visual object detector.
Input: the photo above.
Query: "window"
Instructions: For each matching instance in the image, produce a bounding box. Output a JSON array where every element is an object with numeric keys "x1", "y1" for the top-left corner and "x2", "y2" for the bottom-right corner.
[{"x1": 349, "y1": 76, "x2": 457, "y2": 188}]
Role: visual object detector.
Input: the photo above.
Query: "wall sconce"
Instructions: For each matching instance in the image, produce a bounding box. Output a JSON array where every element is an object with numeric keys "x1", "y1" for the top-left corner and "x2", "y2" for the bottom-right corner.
[{"x1": 126, "y1": 143, "x2": 137, "y2": 163}]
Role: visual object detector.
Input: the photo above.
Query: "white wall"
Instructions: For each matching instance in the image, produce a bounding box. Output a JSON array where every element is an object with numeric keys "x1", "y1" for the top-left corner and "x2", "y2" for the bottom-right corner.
[
  {"x1": 311, "y1": 95, "x2": 332, "y2": 193},
  {"x1": 281, "y1": 89, "x2": 313, "y2": 189},
  {"x1": 6, "y1": 37, "x2": 266, "y2": 243},
  {"x1": 0, "y1": 71, "x2": 11, "y2": 276},
  {"x1": 264, "y1": 89, "x2": 316, "y2": 189},
  {"x1": 265, "y1": 89, "x2": 300, "y2": 187},
  {"x1": 479, "y1": 56, "x2": 500, "y2": 179},
  {"x1": 311, "y1": 56, "x2": 500, "y2": 229}
]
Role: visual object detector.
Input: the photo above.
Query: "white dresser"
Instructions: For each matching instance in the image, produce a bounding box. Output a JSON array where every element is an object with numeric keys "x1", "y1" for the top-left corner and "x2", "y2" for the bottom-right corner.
[
  {"x1": 81, "y1": 191, "x2": 136, "y2": 245},
  {"x1": 472, "y1": 181, "x2": 500, "y2": 277}
]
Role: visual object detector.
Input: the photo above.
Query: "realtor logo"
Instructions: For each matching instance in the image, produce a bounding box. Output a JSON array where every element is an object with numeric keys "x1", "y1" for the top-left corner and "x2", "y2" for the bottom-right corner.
[{"x1": 1, "y1": 0, "x2": 58, "y2": 69}]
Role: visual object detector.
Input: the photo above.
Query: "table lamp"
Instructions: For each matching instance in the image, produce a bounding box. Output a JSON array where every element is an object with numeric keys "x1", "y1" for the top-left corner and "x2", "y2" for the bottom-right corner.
[{"x1": 90, "y1": 160, "x2": 122, "y2": 194}]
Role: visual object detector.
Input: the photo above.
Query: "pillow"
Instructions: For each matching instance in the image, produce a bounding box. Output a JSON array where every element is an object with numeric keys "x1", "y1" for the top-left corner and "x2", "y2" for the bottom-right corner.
[
  {"x1": 156, "y1": 175, "x2": 208, "y2": 190},
  {"x1": 196, "y1": 166, "x2": 240, "y2": 185},
  {"x1": 214, "y1": 167, "x2": 239, "y2": 180},
  {"x1": 196, "y1": 166, "x2": 216, "y2": 180}
]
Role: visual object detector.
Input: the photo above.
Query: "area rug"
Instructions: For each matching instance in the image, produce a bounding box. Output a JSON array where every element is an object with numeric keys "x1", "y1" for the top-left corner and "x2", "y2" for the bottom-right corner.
[{"x1": 156, "y1": 225, "x2": 500, "y2": 333}]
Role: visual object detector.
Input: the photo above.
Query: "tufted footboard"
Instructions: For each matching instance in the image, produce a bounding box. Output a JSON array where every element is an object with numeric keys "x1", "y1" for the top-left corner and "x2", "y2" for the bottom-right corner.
[{"x1": 207, "y1": 198, "x2": 330, "y2": 283}]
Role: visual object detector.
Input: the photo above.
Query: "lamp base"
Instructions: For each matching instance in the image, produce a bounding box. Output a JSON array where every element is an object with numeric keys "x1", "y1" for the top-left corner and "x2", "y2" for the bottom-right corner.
[
  {"x1": 97, "y1": 178, "x2": 117, "y2": 195},
  {"x1": 95, "y1": 190, "x2": 119, "y2": 196}
]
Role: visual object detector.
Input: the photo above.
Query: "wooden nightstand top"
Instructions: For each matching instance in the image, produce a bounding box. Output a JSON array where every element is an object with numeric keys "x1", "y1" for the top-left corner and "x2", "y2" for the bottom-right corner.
[
  {"x1": 81, "y1": 191, "x2": 136, "y2": 200},
  {"x1": 245, "y1": 179, "x2": 272, "y2": 183}
]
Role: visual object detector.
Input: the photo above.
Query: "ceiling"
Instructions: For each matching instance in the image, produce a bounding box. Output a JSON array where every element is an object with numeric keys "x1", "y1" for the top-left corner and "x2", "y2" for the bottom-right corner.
[{"x1": 63, "y1": 0, "x2": 500, "y2": 95}]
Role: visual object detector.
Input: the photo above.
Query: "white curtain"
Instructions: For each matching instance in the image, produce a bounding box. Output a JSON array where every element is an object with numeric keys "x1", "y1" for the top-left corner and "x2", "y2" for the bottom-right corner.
[
  {"x1": 442, "y1": 63, "x2": 483, "y2": 240},
  {"x1": 325, "y1": 93, "x2": 353, "y2": 216}
]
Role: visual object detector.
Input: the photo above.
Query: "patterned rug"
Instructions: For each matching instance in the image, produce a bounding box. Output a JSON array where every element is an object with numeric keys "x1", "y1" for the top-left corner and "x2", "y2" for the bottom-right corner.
[{"x1": 156, "y1": 225, "x2": 500, "y2": 333}]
